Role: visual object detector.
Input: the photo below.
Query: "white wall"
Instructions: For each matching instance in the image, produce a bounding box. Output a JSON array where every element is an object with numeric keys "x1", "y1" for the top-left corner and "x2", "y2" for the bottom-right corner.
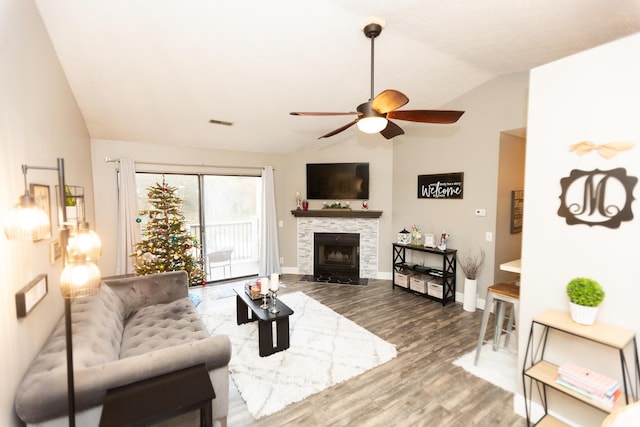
[
  {"x1": 392, "y1": 72, "x2": 529, "y2": 303},
  {"x1": 0, "y1": 1, "x2": 93, "y2": 425},
  {"x1": 520, "y1": 33, "x2": 640, "y2": 425}
]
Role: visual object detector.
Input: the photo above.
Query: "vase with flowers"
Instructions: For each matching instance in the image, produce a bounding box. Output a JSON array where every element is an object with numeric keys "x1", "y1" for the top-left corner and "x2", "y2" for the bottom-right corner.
[
  {"x1": 410, "y1": 224, "x2": 422, "y2": 245},
  {"x1": 459, "y1": 248, "x2": 486, "y2": 312}
]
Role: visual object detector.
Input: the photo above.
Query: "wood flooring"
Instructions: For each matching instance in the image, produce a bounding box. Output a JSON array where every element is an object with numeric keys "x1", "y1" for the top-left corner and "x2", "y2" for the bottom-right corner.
[{"x1": 221, "y1": 275, "x2": 526, "y2": 427}]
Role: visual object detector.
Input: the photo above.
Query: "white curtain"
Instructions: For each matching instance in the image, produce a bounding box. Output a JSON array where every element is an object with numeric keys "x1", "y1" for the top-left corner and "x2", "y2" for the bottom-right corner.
[
  {"x1": 115, "y1": 158, "x2": 141, "y2": 275},
  {"x1": 259, "y1": 166, "x2": 280, "y2": 276}
]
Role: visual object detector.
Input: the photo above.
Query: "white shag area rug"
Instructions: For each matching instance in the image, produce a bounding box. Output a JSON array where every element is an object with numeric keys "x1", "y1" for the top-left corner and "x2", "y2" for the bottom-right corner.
[
  {"x1": 452, "y1": 333, "x2": 518, "y2": 393},
  {"x1": 198, "y1": 291, "x2": 397, "y2": 419}
]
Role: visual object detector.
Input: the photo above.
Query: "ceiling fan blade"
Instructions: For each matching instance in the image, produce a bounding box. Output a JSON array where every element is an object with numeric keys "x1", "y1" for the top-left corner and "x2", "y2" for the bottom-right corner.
[
  {"x1": 388, "y1": 110, "x2": 465, "y2": 124},
  {"x1": 290, "y1": 111, "x2": 359, "y2": 116},
  {"x1": 371, "y1": 90, "x2": 409, "y2": 114},
  {"x1": 318, "y1": 119, "x2": 359, "y2": 139},
  {"x1": 380, "y1": 120, "x2": 405, "y2": 139}
]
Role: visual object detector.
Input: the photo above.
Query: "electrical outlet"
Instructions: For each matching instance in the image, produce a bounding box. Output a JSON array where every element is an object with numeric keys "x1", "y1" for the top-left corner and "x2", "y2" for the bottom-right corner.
[
  {"x1": 278, "y1": 220, "x2": 283, "y2": 228},
  {"x1": 485, "y1": 232, "x2": 493, "y2": 242},
  {"x1": 279, "y1": 257, "x2": 284, "y2": 264},
  {"x1": 475, "y1": 208, "x2": 486, "y2": 217}
]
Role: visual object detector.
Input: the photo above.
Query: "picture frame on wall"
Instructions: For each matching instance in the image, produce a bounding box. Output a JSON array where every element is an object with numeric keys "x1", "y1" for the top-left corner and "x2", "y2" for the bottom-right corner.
[
  {"x1": 29, "y1": 184, "x2": 52, "y2": 240},
  {"x1": 16, "y1": 274, "x2": 48, "y2": 318}
]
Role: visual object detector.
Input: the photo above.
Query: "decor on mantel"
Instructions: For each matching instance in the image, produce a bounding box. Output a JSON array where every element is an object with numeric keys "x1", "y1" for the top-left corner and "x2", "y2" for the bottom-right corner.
[
  {"x1": 322, "y1": 201, "x2": 351, "y2": 210},
  {"x1": 566, "y1": 277, "x2": 605, "y2": 325},
  {"x1": 295, "y1": 192, "x2": 302, "y2": 210},
  {"x1": 459, "y1": 248, "x2": 485, "y2": 312},
  {"x1": 290, "y1": 209, "x2": 382, "y2": 219}
]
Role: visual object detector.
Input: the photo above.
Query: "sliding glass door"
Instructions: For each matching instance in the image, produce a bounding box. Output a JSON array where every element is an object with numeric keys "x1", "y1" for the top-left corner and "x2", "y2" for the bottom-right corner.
[
  {"x1": 136, "y1": 173, "x2": 261, "y2": 283},
  {"x1": 201, "y1": 175, "x2": 261, "y2": 281}
]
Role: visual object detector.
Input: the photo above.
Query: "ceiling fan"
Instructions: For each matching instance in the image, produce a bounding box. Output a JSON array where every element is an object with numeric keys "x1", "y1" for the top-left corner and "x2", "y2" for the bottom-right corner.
[{"x1": 290, "y1": 21, "x2": 465, "y2": 140}]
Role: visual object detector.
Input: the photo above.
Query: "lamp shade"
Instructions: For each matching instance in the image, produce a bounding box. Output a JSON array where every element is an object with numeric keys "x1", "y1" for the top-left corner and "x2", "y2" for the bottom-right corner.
[
  {"x1": 357, "y1": 116, "x2": 388, "y2": 134},
  {"x1": 67, "y1": 225, "x2": 102, "y2": 261},
  {"x1": 60, "y1": 257, "x2": 101, "y2": 299},
  {"x1": 4, "y1": 193, "x2": 51, "y2": 241}
]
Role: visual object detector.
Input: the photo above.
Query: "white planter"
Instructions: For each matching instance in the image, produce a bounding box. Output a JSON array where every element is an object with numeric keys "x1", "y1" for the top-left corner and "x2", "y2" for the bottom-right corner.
[
  {"x1": 463, "y1": 278, "x2": 477, "y2": 312},
  {"x1": 569, "y1": 302, "x2": 600, "y2": 325}
]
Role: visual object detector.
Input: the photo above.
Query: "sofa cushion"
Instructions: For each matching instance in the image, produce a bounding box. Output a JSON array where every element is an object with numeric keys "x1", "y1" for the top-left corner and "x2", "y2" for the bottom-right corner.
[
  {"x1": 72, "y1": 283, "x2": 126, "y2": 367},
  {"x1": 105, "y1": 271, "x2": 189, "y2": 318},
  {"x1": 23, "y1": 283, "x2": 125, "y2": 378},
  {"x1": 119, "y1": 297, "x2": 209, "y2": 358},
  {"x1": 15, "y1": 283, "x2": 126, "y2": 422}
]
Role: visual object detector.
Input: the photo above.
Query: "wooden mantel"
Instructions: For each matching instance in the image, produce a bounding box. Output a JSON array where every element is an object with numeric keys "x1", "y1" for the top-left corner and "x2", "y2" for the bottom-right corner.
[{"x1": 290, "y1": 209, "x2": 382, "y2": 218}]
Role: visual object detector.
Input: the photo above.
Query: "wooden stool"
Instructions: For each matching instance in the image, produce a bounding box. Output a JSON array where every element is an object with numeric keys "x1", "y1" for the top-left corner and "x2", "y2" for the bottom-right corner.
[{"x1": 474, "y1": 282, "x2": 520, "y2": 366}]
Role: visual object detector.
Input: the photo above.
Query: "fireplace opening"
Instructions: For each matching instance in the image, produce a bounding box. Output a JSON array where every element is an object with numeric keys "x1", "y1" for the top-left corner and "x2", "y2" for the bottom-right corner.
[{"x1": 314, "y1": 232, "x2": 360, "y2": 280}]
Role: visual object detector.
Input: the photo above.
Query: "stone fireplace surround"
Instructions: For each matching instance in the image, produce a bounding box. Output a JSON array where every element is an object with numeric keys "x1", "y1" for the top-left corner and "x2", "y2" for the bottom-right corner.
[{"x1": 294, "y1": 212, "x2": 381, "y2": 279}]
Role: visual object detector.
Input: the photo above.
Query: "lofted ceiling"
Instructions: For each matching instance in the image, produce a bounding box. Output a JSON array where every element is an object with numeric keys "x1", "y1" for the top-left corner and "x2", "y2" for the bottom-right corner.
[{"x1": 35, "y1": 0, "x2": 640, "y2": 154}]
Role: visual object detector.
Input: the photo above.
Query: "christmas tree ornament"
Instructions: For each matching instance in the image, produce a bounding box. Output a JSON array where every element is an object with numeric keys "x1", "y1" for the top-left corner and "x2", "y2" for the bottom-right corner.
[{"x1": 136, "y1": 217, "x2": 142, "y2": 223}]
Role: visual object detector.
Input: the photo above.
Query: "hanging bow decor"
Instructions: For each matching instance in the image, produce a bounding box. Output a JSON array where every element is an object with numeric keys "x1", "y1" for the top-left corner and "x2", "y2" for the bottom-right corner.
[{"x1": 569, "y1": 141, "x2": 634, "y2": 159}]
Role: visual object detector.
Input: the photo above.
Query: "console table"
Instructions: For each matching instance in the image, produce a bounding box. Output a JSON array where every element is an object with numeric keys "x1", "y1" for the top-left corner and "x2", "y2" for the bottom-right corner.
[
  {"x1": 392, "y1": 243, "x2": 457, "y2": 305},
  {"x1": 99, "y1": 363, "x2": 215, "y2": 427}
]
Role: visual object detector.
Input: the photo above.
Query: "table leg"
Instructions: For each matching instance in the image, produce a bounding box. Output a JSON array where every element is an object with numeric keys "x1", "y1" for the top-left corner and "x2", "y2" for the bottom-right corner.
[
  {"x1": 258, "y1": 320, "x2": 274, "y2": 357},
  {"x1": 258, "y1": 317, "x2": 291, "y2": 357},
  {"x1": 276, "y1": 316, "x2": 290, "y2": 351},
  {"x1": 236, "y1": 295, "x2": 250, "y2": 325},
  {"x1": 200, "y1": 400, "x2": 212, "y2": 427}
]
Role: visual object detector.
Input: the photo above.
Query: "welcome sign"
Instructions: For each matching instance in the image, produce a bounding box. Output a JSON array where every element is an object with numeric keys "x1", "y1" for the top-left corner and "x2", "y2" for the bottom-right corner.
[{"x1": 418, "y1": 172, "x2": 464, "y2": 199}]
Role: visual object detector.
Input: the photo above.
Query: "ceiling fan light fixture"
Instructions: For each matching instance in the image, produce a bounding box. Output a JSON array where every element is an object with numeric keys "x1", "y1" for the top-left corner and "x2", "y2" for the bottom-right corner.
[{"x1": 357, "y1": 116, "x2": 388, "y2": 134}]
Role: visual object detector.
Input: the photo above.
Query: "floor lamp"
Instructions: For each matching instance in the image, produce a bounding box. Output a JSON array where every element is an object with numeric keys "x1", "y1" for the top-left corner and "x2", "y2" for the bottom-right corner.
[{"x1": 4, "y1": 158, "x2": 102, "y2": 427}]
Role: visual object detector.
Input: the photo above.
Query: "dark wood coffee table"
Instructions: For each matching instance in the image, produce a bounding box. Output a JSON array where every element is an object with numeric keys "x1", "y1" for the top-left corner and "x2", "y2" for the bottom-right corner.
[{"x1": 234, "y1": 288, "x2": 294, "y2": 357}]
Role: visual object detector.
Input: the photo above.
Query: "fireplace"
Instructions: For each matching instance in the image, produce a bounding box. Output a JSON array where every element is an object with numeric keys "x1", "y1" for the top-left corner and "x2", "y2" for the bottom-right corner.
[{"x1": 314, "y1": 233, "x2": 360, "y2": 280}]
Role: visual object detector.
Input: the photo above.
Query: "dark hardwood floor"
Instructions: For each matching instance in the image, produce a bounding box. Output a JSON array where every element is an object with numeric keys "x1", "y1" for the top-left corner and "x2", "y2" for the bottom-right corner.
[{"x1": 223, "y1": 275, "x2": 526, "y2": 427}]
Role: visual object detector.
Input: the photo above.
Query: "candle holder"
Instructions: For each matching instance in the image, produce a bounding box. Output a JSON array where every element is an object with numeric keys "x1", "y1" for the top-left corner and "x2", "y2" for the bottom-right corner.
[
  {"x1": 260, "y1": 292, "x2": 270, "y2": 309},
  {"x1": 270, "y1": 290, "x2": 280, "y2": 314}
]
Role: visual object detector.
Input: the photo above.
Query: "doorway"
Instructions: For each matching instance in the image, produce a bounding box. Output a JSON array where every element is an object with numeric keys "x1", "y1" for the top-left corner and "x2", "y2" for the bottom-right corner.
[{"x1": 494, "y1": 128, "x2": 526, "y2": 284}]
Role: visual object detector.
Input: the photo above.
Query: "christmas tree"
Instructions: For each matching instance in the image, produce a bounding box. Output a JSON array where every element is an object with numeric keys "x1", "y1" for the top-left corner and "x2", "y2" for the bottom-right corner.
[{"x1": 132, "y1": 179, "x2": 206, "y2": 286}]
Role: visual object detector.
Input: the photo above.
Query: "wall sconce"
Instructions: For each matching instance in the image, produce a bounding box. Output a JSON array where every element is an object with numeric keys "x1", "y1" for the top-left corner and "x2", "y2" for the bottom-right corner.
[
  {"x1": 4, "y1": 157, "x2": 101, "y2": 427},
  {"x1": 4, "y1": 165, "x2": 52, "y2": 241}
]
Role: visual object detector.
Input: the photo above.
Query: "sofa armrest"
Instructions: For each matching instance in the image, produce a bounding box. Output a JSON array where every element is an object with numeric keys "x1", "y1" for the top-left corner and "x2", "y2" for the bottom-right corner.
[
  {"x1": 15, "y1": 335, "x2": 231, "y2": 424},
  {"x1": 104, "y1": 271, "x2": 189, "y2": 317}
]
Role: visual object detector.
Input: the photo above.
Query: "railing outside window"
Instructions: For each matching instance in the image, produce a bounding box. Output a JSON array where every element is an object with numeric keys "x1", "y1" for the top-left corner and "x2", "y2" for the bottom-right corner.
[{"x1": 190, "y1": 218, "x2": 258, "y2": 262}]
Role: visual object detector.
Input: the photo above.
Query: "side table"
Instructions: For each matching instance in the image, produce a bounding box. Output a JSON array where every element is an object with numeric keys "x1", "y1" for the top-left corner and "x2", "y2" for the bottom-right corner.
[{"x1": 99, "y1": 363, "x2": 215, "y2": 427}]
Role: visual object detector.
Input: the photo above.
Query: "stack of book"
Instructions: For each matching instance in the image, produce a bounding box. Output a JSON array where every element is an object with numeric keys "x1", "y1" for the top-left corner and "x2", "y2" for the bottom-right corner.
[{"x1": 556, "y1": 362, "x2": 621, "y2": 407}]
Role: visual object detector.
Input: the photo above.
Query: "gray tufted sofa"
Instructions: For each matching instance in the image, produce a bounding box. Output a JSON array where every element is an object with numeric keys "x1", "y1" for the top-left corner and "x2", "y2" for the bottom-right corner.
[{"x1": 15, "y1": 270, "x2": 231, "y2": 427}]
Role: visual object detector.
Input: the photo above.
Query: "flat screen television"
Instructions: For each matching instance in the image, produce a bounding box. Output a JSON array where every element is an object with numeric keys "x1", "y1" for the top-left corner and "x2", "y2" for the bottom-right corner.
[{"x1": 306, "y1": 162, "x2": 369, "y2": 200}]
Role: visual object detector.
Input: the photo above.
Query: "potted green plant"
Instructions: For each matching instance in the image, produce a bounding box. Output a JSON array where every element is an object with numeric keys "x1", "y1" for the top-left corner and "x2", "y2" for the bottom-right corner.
[{"x1": 566, "y1": 277, "x2": 605, "y2": 325}]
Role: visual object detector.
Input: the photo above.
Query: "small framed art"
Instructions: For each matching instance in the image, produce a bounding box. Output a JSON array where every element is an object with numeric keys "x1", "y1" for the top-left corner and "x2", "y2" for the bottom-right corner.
[
  {"x1": 30, "y1": 184, "x2": 52, "y2": 240},
  {"x1": 16, "y1": 274, "x2": 48, "y2": 318}
]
